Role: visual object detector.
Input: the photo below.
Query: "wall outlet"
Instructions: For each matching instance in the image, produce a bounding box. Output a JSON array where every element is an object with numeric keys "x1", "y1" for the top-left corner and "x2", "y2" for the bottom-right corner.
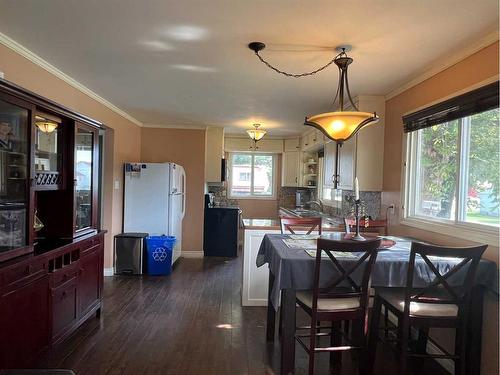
[
  {"x1": 0, "y1": 71, "x2": 4, "y2": 79},
  {"x1": 114, "y1": 180, "x2": 120, "y2": 190}
]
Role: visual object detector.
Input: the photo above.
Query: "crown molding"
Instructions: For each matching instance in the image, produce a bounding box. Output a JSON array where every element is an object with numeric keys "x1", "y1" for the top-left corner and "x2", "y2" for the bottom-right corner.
[
  {"x1": 385, "y1": 30, "x2": 499, "y2": 100},
  {"x1": 142, "y1": 123, "x2": 208, "y2": 130},
  {"x1": 0, "y1": 31, "x2": 143, "y2": 127}
]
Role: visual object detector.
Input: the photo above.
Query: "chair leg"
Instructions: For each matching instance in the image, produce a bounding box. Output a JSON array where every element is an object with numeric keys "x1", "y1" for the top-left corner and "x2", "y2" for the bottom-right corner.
[
  {"x1": 384, "y1": 305, "x2": 389, "y2": 339},
  {"x1": 330, "y1": 321, "x2": 342, "y2": 367},
  {"x1": 455, "y1": 320, "x2": 467, "y2": 375},
  {"x1": 309, "y1": 317, "x2": 317, "y2": 375},
  {"x1": 367, "y1": 296, "x2": 382, "y2": 371},
  {"x1": 399, "y1": 316, "x2": 410, "y2": 375},
  {"x1": 414, "y1": 327, "x2": 429, "y2": 371},
  {"x1": 352, "y1": 319, "x2": 366, "y2": 371},
  {"x1": 278, "y1": 305, "x2": 282, "y2": 337}
]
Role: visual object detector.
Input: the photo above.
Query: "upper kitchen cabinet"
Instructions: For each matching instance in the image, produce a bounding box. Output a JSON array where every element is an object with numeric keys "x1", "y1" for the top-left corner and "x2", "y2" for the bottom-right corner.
[
  {"x1": 205, "y1": 127, "x2": 225, "y2": 183},
  {"x1": 323, "y1": 136, "x2": 356, "y2": 190},
  {"x1": 224, "y1": 137, "x2": 283, "y2": 153},
  {"x1": 281, "y1": 151, "x2": 300, "y2": 187},
  {"x1": 322, "y1": 95, "x2": 385, "y2": 191},
  {"x1": 354, "y1": 96, "x2": 385, "y2": 191},
  {"x1": 337, "y1": 137, "x2": 355, "y2": 190},
  {"x1": 0, "y1": 93, "x2": 34, "y2": 261},
  {"x1": 284, "y1": 138, "x2": 300, "y2": 152},
  {"x1": 301, "y1": 129, "x2": 324, "y2": 152}
]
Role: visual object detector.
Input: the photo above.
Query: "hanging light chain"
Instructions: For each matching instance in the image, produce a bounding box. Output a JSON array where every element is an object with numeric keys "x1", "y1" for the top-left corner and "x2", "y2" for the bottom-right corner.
[{"x1": 253, "y1": 49, "x2": 345, "y2": 78}]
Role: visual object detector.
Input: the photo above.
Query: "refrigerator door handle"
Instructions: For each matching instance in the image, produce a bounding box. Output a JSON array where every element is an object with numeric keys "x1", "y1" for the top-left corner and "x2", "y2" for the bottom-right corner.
[
  {"x1": 181, "y1": 169, "x2": 186, "y2": 218},
  {"x1": 181, "y1": 193, "x2": 186, "y2": 219}
]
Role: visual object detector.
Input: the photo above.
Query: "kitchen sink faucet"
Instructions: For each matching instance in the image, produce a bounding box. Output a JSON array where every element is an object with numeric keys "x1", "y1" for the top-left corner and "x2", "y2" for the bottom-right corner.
[{"x1": 305, "y1": 199, "x2": 324, "y2": 212}]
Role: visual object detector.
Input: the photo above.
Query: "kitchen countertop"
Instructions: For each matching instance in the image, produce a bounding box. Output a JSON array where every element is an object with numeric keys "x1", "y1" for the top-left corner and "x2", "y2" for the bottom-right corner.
[{"x1": 243, "y1": 218, "x2": 342, "y2": 231}]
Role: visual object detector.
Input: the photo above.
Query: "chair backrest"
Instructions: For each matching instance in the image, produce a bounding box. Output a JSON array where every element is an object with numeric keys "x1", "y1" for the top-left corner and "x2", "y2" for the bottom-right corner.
[
  {"x1": 404, "y1": 241, "x2": 487, "y2": 315},
  {"x1": 311, "y1": 237, "x2": 381, "y2": 312},
  {"x1": 344, "y1": 217, "x2": 387, "y2": 234},
  {"x1": 280, "y1": 217, "x2": 322, "y2": 235}
]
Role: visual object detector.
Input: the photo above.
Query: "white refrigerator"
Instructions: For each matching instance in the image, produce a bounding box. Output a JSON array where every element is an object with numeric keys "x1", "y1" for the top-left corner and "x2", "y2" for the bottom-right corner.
[{"x1": 123, "y1": 162, "x2": 186, "y2": 264}]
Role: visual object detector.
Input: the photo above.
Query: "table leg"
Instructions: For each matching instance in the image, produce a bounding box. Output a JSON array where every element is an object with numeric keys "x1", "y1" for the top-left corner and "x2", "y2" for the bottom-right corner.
[
  {"x1": 280, "y1": 288, "x2": 296, "y2": 375},
  {"x1": 266, "y1": 271, "x2": 276, "y2": 342},
  {"x1": 466, "y1": 285, "x2": 484, "y2": 375}
]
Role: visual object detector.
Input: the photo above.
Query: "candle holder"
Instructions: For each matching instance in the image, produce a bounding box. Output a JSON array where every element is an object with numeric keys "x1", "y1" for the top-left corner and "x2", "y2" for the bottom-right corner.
[{"x1": 352, "y1": 199, "x2": 366, "y2": 241}]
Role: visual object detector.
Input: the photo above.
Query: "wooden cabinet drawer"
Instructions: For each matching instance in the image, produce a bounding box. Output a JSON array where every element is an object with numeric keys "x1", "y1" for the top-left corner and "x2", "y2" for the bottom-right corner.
[
  {"x1": 3, "y1": 261, "x2": 47, "y2": 291},
  {"x1": 80, "y1": 236, "x2": 102, "y2": 255},
  {"x1": 51, "y1": 263, "x2": 80, "y2": 288}
]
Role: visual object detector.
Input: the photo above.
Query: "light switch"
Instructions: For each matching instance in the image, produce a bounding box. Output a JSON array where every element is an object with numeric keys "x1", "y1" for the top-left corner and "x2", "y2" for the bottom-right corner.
[
  {"x1": 114, "y1": 180, "x2": 120, "y2": 190},
  {"x1": 0, "y1": 71, "x2": 4, "y2": 79}
]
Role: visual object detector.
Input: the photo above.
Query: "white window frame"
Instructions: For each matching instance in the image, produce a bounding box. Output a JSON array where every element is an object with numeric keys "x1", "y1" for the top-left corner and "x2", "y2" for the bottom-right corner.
[
  {"x1": 402, "y1": 116, "x2": 499, "y2": 246},
  {"x1": 228, "y1": 152, "x2": 277, "y2": 200}
]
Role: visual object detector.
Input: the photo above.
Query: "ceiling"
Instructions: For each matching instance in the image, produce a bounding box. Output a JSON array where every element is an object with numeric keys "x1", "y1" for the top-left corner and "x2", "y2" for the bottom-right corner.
[{"x1": 0, "y1": 0, "x2": 498, "y2": 136}]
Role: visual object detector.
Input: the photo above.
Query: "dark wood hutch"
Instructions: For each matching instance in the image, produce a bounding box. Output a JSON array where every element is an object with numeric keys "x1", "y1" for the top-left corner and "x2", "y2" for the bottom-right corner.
[{"x1": 0, "y1": 79, "x2": 105, "y2": 369}]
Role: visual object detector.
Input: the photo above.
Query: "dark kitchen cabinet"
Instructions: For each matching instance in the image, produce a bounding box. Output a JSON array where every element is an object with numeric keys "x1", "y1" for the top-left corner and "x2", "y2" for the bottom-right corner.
[
  {"x1": 51, "y1": 276, "x2": 78, "y2": 343},
  {"x1": 0, "y1": 79, "x2": 106, "y2": 368},
  {"x1": 0, "y1": 275, "x2": 50, "y2": 368},
  {"x1": 78, "y1": 246, "x2": 102, "y2": 317}
]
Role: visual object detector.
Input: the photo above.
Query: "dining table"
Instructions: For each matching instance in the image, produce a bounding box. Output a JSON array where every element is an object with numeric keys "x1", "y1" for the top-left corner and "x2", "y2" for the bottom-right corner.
[{"x1": 256, "y1": 233, "x2": 497, "y2": 375}]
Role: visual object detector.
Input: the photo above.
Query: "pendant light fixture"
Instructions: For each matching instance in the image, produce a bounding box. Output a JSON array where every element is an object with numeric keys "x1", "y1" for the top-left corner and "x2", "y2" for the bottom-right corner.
[
  {"x1": 35, "y1": 114, "x2": 59, "y2": 133},
  {"x1": 248, "y1": 42, "x2": 380, "y2": 188},
  {"x1": 246, "y1": 123, "x2": 267, "y2": 147},
  {"x1": 304, "y1": 48, "x2": 379, "y2": 142},
  {"x1": 35, "y1": 120, "x2": 58, "y2": 133}
]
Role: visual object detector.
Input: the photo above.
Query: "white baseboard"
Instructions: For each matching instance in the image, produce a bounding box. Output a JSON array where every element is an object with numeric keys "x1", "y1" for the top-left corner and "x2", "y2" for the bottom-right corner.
[
  {"x1": 103, "y1": 267, "x2": 114, "y2": 277},
  {"x1": 181, "y1": 251, "x2": 204, "y2": 258}
]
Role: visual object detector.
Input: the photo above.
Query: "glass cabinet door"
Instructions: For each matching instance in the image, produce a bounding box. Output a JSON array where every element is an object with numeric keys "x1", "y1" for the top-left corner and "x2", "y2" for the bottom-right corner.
[
  {"x1": 34, "y1": 114, "x2": 63, "y2": 189},
  {"x1": 75, "y1": 125, "x2": 95, "y2": 231},
  {"x1": 0, "y1": 98, "x2": 30, "y2": 252}
]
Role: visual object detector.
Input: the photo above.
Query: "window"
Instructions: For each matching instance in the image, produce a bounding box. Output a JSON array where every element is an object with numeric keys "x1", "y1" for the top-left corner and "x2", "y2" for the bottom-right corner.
[
  {"x1": 228, "y1": 153, "x2": 276, "y2": 199},
  {"x1": 403, "y1": 84, "x2": 499, "y2": 241}
]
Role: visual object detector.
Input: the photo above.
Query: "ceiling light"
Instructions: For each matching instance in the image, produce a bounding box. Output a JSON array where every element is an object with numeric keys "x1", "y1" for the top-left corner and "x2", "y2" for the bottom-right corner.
[
  {"x1": 35, "y1": 120, "x2": 58, "y2": 133},
  {"x1": 170, "y1": 64, "x2": 217, "y2": 73},
  {"x1": 164, "y1": 25, "x2": 208, "y2": 41},
  {"x1": 140, "y1": 40, "x2": 174, "y2": 52},
  {"x1": 304, "y1": 49, "x2": 379, "y2": 142},
  {"x1": 246, "y1": 123, "x2": 266, "y2": 142}
]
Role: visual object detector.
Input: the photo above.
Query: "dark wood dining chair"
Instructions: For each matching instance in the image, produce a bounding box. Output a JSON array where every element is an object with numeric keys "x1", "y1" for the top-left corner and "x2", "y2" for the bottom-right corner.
[
  {"x1": 368, "y1": 241, "x2": 487, "y2": 375},
  {"x1": 344, "y1": 217, "x2": 388, "y2": 236},
  {"x1": 280, "y1": 217, "x2": 322, "y2": 235},
  {"x1": 295, "y1": 237, "x2": 381, "y2": 374}
]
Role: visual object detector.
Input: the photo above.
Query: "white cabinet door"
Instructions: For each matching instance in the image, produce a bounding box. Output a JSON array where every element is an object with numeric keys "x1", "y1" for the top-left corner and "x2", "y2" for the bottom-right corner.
[
  {"x1": 301, "y1": 132, "x2": 313, "y2": 151},
  {"x1": 323, "y1": 141, "x2": 337, "y2": 187},
  {"x1": 242, "y1": 229, "x2": 280, "y2": 306},
  {"x1": 282, "y1": 151, "x2": 300, "y2": 187},
  {"x1": 337, "y1": 137, "x2": 356, "y2": 190},
  {"x1": 284, "y1": 138, "x2": 300, "y2": 152}
]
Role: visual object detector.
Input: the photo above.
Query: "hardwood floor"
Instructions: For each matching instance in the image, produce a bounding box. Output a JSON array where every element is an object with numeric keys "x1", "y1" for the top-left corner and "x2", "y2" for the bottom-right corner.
[{"x1": 36, "y1": 255, "x2": 448, "y2": 374}]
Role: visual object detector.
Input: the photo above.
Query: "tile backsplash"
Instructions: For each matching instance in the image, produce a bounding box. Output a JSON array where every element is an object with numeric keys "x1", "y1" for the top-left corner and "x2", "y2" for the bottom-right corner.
[{"x1": 207, "y1": 184, "x2": 382, "y2": 219}]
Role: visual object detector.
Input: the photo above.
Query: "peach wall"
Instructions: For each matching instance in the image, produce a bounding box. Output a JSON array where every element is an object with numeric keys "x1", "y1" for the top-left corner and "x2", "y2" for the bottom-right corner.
[
  {"x1": 140, "y1": 128, "x2": 205, "y2": 252},
  {"x1": 382, "y1": 41, "x2": 499, "y2": 374},
  {"x1": 0, "y1": 43, "x2": 142, "y2": 269}
]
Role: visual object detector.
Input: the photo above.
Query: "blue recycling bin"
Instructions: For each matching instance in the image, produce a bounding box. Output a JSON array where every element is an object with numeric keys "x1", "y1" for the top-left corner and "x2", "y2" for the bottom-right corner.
[{"x1": 145, "y1": 236, "x2": 176, "y2": 275}]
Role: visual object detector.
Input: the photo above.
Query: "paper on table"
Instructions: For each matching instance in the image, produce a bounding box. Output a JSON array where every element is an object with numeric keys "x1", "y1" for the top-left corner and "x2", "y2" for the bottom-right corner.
[
  {"x1": 288, "y1": 234, "x2": 321, "y2": 240},
  {"x1": 282, "y1": 238, "x2": 317, "y2": 250},
  {"x1": 305, "y1": 250, "x2": 358, "y2": 259}
]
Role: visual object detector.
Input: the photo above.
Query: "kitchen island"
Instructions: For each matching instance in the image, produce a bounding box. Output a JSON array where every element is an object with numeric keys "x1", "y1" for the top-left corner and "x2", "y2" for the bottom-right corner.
[{"x1": 242, "y1": 216, "x2": 344, "y2": 306}]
